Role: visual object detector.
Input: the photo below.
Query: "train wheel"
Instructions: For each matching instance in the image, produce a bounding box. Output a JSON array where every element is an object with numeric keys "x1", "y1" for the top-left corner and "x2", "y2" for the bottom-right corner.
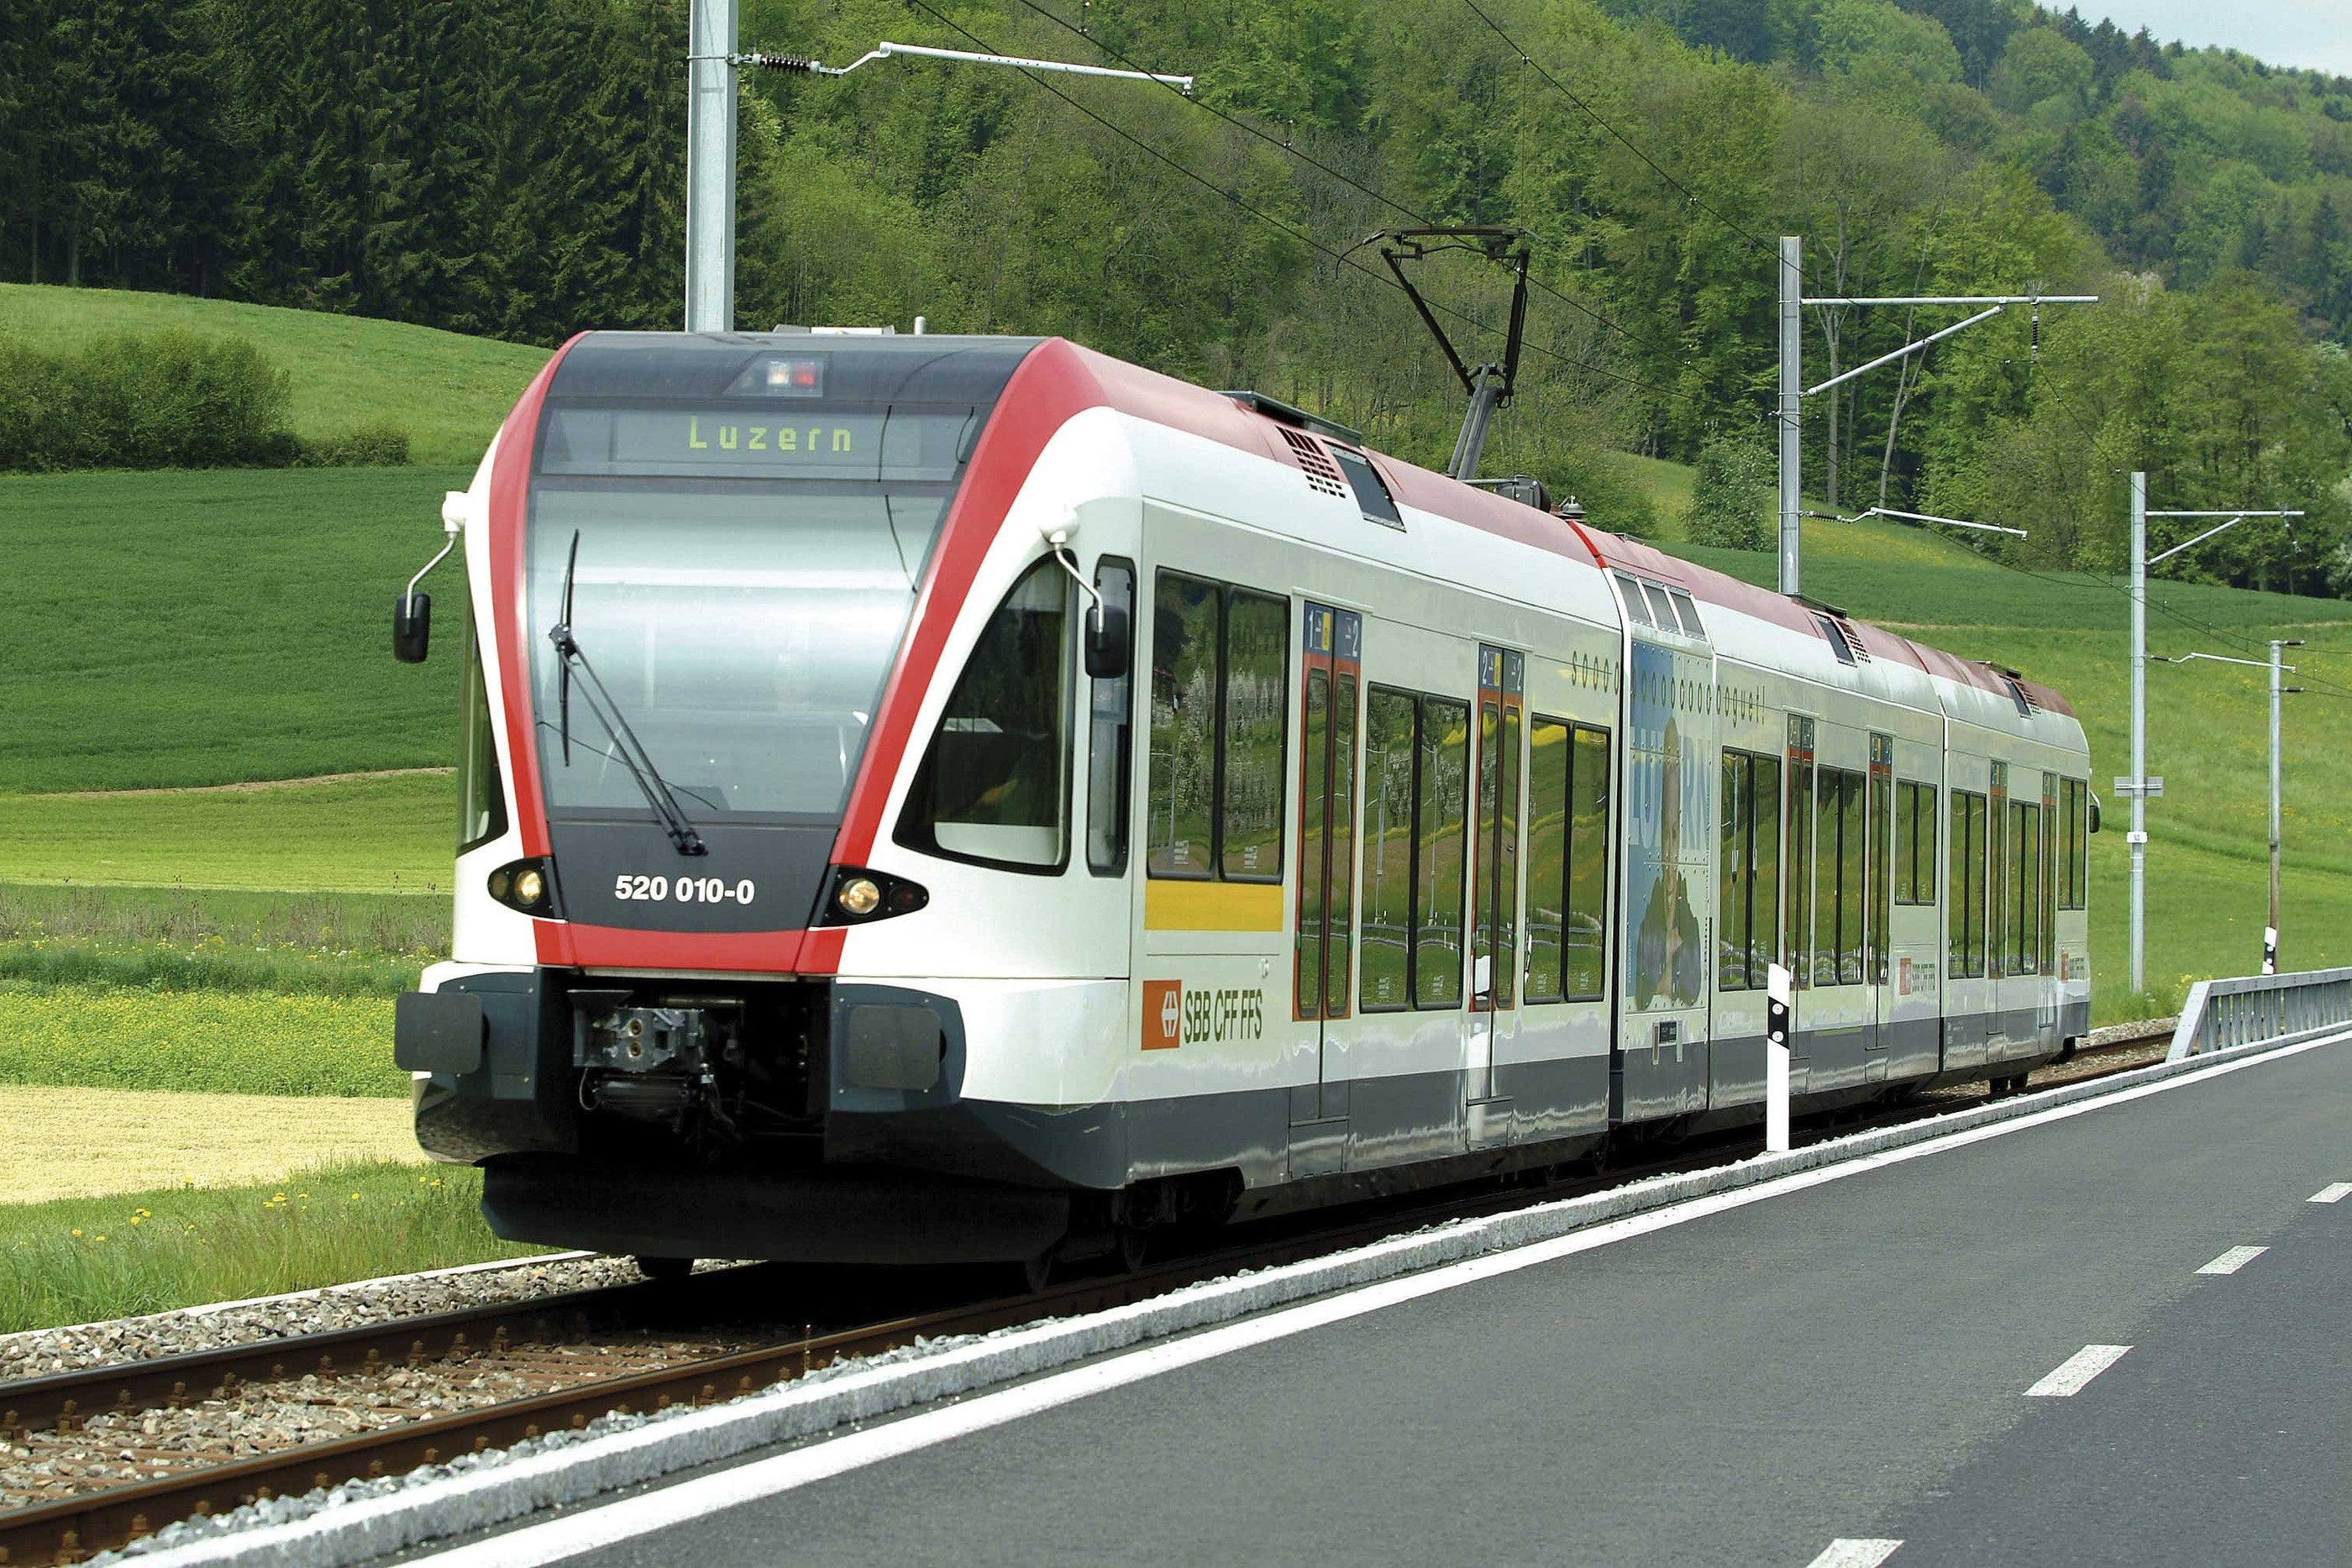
[
  {"x1": 1118, "y1": 1226, "x2": 1152, "y2": 1275},
  {"x1": 1020, "y1": 1247, "x2": 1056, "y2": 1295},
  {"x1": 633, "y1": 1255, "x2": 694, "y2": 1283}
]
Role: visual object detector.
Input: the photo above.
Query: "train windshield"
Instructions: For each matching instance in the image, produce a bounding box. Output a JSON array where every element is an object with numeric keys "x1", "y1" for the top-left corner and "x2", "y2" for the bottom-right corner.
[
  {"x1": 522, "y1": 335, "x2": 1037, "y2": 831},
  {"x1": 526, "y1": 480, "x2": 948, "y2": 819}
]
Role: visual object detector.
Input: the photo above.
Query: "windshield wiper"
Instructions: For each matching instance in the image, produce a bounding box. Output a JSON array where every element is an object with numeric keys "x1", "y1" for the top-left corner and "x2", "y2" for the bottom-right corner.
[{"x1": 549, "y1": 532, "x2": 707, "y2": 857}]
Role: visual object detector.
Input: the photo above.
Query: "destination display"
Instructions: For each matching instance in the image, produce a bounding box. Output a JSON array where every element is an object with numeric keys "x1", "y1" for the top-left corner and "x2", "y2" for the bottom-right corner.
[{"x1": 537, "y1": 404, "x2": 979, "y2": 481}]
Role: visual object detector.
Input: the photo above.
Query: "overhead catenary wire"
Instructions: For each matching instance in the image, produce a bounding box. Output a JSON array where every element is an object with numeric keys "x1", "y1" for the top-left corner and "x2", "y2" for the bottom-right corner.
[
  {"x1": 884, "y1": 0, "x2": 1682, "y2": 405},
  {"x1": 995, "y1": 0, "x2": 1705, "y2": 375}
]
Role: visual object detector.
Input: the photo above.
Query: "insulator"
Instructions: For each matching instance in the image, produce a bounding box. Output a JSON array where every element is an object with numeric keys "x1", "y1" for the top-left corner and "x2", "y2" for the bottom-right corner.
[{"x1": 740, "y1": 52, "x2": 822, "y2": 75}]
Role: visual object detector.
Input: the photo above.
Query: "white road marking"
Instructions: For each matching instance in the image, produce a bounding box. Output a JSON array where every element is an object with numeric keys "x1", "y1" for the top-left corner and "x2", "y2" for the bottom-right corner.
[
  {"x1": 397, "y1": 1030, "x2": 2344, "y2": 1568},
  {"x1": 1806, "y1": 1542, "x2": 1903, "y2": 1568},
  {"x1": 2310, "y1": 1182, "x2": 2352, "y2": 1204},
  {"x1": 2025, "y1": 1344, "x2": 2133, "y2": 1397},
  {"x1": 2197, "y1": 1245, "x2": 2268, "y2": 1275}
]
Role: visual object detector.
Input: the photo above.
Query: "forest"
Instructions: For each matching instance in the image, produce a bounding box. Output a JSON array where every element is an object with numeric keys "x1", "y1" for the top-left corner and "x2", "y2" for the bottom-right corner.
[{"x1": 4, "y1": 0, "x2": 2349, "y2": 591}]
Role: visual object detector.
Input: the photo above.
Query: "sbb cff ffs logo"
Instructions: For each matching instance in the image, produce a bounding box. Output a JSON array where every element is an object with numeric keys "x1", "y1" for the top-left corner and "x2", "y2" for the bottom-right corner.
[
  {"x1": 1143, "y1": 980, "x2": 1183, "y2": 1050},
  {"x1": 1141, "y1": 980, "x2": 1266, "y2": 1050}
]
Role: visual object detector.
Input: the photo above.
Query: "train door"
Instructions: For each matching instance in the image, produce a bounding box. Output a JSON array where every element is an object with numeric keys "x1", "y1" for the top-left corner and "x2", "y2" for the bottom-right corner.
[
  {"x1": 1941, "y1": 749, "x2": 1992, "y2": 1073},
  {"x1": 1787, "y1": 716, "x2": 1872, "y2": 1093},
  {"x1": 1464, "y1": 646, "x2": 1525, "y2": 1147},
  {"x1": 1617, "y1": 636, "x2": 1712, "y2": 1124},
  {"x1": 1289, "y1": 603, "x2": 1361, "y2": 1177},
  {"x1": 1864, "y1": 732, "x2": 1895, "y2": 1083}
]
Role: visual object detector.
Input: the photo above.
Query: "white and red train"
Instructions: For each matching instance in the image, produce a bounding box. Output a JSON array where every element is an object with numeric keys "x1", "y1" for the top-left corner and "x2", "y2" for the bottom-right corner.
[{"x1": 392, "y1": 330, "x2": 2093, "y2": 1272}]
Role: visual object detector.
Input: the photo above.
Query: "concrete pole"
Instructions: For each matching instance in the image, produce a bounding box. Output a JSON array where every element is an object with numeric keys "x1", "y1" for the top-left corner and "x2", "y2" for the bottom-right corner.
[
  {"x1": 685, "y1": 0, "x2": 738, "y2": 333},
  {"x1": 2267, "y1": 640, "x2": 2283, "y2": 975},
  {"x1": 1778, "y1": 237, "x2": 1803, "y2": 598},
  {"x1": 2129, "y1": 471, "x2": 2147, "y2": 996}
]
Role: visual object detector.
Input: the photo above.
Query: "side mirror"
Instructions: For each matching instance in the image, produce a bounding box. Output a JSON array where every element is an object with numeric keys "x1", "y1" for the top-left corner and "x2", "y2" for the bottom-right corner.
[
  {"x1": 2087, "y1": 793, "x2": 2102, "y2": 834},
  {"x1": 394, "y1": 592, "x2": 432, "y2": 663},
  {"x1": 1084, "y1": 600, "x2": 1131, "y2": 680}
]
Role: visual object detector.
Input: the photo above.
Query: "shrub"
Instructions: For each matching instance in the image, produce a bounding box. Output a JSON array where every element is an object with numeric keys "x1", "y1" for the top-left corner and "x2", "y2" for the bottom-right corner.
[
  {"x1": 1546, "y1": 448, "x2": 1661, "y2": 538},
  {"x1": 294, "y1": 422, "x2": 412, "y2": 467},
  {"x1": 0, "y1": 330, "x2": 297, "y2": 471},
  {"x1": 1687, "y1": 428, "x2": 1774, "y2": 550}
]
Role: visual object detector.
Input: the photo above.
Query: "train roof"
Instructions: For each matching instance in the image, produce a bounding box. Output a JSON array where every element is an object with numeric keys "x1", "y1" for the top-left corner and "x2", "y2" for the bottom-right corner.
[{"x1": 553, "y1": 330, "x2": 2072, "y2": 723}]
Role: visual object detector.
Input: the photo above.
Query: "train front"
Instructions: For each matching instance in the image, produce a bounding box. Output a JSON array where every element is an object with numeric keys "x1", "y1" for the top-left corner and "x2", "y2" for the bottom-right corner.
[{"x1": 393, "y1": 329, "x2": 1105, "y2": 1269}]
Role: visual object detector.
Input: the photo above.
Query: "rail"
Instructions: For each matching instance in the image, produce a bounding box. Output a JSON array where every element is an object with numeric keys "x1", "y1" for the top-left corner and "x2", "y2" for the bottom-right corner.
[{"x1": 2166, "y1": 966, "x2": 2352, "y2": 1061}]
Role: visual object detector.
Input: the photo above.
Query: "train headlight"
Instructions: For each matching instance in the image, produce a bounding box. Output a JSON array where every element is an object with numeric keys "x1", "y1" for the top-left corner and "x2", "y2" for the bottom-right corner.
[
  {"x1": 486, "y1": 857, "x2": 561, "y2": 918},
  {"x1": 818, "y1": 866, "x2": 927, "y2": 926}
]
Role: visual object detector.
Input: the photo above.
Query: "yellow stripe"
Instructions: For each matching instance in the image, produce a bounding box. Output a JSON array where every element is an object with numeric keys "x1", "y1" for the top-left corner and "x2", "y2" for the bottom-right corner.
[{"x1": 1145, "y1": 878, "x2": 1286, "y2": 932}]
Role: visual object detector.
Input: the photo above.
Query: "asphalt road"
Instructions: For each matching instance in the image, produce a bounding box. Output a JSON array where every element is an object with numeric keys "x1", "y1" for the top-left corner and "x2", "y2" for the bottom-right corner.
[{"x1": 442, "y1": 1043, "x2": 2351, "y2": 1567}]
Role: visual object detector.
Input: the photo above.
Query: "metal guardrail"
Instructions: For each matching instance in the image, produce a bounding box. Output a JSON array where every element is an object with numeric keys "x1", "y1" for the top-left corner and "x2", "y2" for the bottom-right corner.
[{"x1": 2166, "y1": 966, "x2": 2352, "y2": 1061}]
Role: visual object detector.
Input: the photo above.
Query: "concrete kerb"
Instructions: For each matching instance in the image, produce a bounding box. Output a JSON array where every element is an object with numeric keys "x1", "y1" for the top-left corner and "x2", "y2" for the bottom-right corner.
[{"x1": 120, "y1": 1026, "x2": 2344, "y2": 1568}]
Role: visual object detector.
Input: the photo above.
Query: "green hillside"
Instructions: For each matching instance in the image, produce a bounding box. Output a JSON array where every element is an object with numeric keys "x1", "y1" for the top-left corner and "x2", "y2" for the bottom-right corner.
[
  {"x1": 0, "y1": 286, "x2": 546, "y2": 467},
  {"x1": 0, "y1": 465, "x2": 471, "y2": 793}
]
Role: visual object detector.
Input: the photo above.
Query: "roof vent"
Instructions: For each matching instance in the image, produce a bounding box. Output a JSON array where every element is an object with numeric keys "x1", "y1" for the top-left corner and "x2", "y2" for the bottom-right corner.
[
  {"x1": 1277, "y1": 426, "x2": 1348, "y2": 499},
  {"x1": 1221, "y1": 390, "x2": 1364, "y2": 445},
  {"x1": 1815, "y1": 613, "x2": 1869, "y2": 666}
]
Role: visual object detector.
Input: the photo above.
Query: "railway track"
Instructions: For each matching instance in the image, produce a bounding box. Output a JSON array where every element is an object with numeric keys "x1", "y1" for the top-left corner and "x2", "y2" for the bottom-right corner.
[{"x1": 0, "y1": 1028, "x2": 2173, "y2": 1565}]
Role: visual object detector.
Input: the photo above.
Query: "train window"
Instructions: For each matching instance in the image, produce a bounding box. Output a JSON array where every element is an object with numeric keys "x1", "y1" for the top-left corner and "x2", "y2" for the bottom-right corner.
[
  {"x1": 2060, "y1": 779, "x2": 2088, "y2": 910},
  {"x1": 1415, "y1": 695, "x2": 1470, "y2": 1008},
  {"x1": 1331, "y1": 448, "x2": 1403, "y2": 528},
  {"x1": 1748, "y1": 754, "x2": 1780, "y2": 987},
  {"x1": 900, "y1": 558, "x2": 1070, "y2": 870},
  {"x1": 1718, "y1": 754, "x2": 1749, "y2": 992},
  {"x1": 1526, "y1": 720, "x2": 1572, "y2": 1004},
  {"x1": 2011, "y1": 801, "x2": 2040, "y2": 978},
  {"x1": 1717, "y1": 750, "x2": 1782, "y2": 993},
  {"x1": 1614, "y1": 573, "x2": 1654, "y2": 629},
  {"x1": 1788, "y1": 758, "x2": 1814, "y2": 990},
  {"x1": 1641, "y1": 583, "x2": 1680, "y2": 635},
  {"x1": 2039, "y1": 792, "x2": 2057, "y2": 974},
  {"x1": 1146, "y1": 574, "x2": 1290, "y2": 885},
  {"x1": 1836, "y1": 770, "x2": 1866, "y2": 985},
  {"x1": 1147, "y1": 572, "x2": 1220, "y2": 878},
  {"x1": 1668, "y1": 590, "x2": 1706, "y2": 640},
  {"x1": 1360, "y1": 689, "x2": 1419, "y2": 1011},
  {"x1": 1221, "y1": 590, "x2": 1289, "y2": 882},
  {"x1": 1471, "y1": 653, "x2": 1523, "y2": 1010},
  {"x1": 1946, "y1": 790, "x2": 1982, "y2": 978},
  {"x1": 1866, "y1": 757, "x2": 1891, "y2": 986},
  {"x1": 1894, "y1": 781, "x2": 1939, "y2": 905},
  {"x1": 456, "y1": 610, "x2": 509, "y2": 855},
  {"x1": 1085, "y1": 559, "x2": 1136, "y2": 877},
  {"x1": 1987, "y1": 789, "x2": 2009, "y2": 978},
  {"x1": 1565, "y1": 724, "x2": 1611, "y2": 1000}
]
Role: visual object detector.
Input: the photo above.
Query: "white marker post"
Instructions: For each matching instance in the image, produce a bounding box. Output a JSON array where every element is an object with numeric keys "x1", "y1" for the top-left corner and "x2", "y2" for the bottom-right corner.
[{"x1": 1766, "y1": 962, "x2": 1793, "y2": 1153}]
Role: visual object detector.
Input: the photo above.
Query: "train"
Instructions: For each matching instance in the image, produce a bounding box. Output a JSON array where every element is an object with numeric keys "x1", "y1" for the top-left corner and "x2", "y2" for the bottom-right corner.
[{"x1": 390, "y1": 328, "x2": 2094, "y2": 1277}]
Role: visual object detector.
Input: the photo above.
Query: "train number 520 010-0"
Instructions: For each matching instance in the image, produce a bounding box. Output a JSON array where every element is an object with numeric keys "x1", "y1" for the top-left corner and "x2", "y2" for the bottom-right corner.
[{"x1": 613, "y1": 874, "x2": 756, "y2": 905}]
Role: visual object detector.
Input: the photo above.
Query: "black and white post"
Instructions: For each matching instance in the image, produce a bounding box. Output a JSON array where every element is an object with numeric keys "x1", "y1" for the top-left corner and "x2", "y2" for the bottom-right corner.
[{"x1": 1766, "y1": 962, "x2": 1793, "y2": 1153}]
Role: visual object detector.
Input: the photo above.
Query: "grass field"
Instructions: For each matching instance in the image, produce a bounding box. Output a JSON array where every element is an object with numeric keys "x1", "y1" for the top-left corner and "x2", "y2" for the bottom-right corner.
[
  {"x1": 0, "y1": 880, "x2": 443, "y2": 997},
  {"x1": 1, "y1": 466, "x2": 474, "y2": 791},
  {"x1": 0, "y1": 1162, "x2": 544, "y2": 1333},
  {"x1": 0, "y1": 774, "x2": 454, "y2": 892},
  {"x1": 0, "y1": 981, "x2": 402, "y2": 1097},
  {"x1": 0, "y1": 1085, "x2": 422, "y2": 1203},
  {"x1": 0, "y1": 285, "x2": 545, "y2": 467}
]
